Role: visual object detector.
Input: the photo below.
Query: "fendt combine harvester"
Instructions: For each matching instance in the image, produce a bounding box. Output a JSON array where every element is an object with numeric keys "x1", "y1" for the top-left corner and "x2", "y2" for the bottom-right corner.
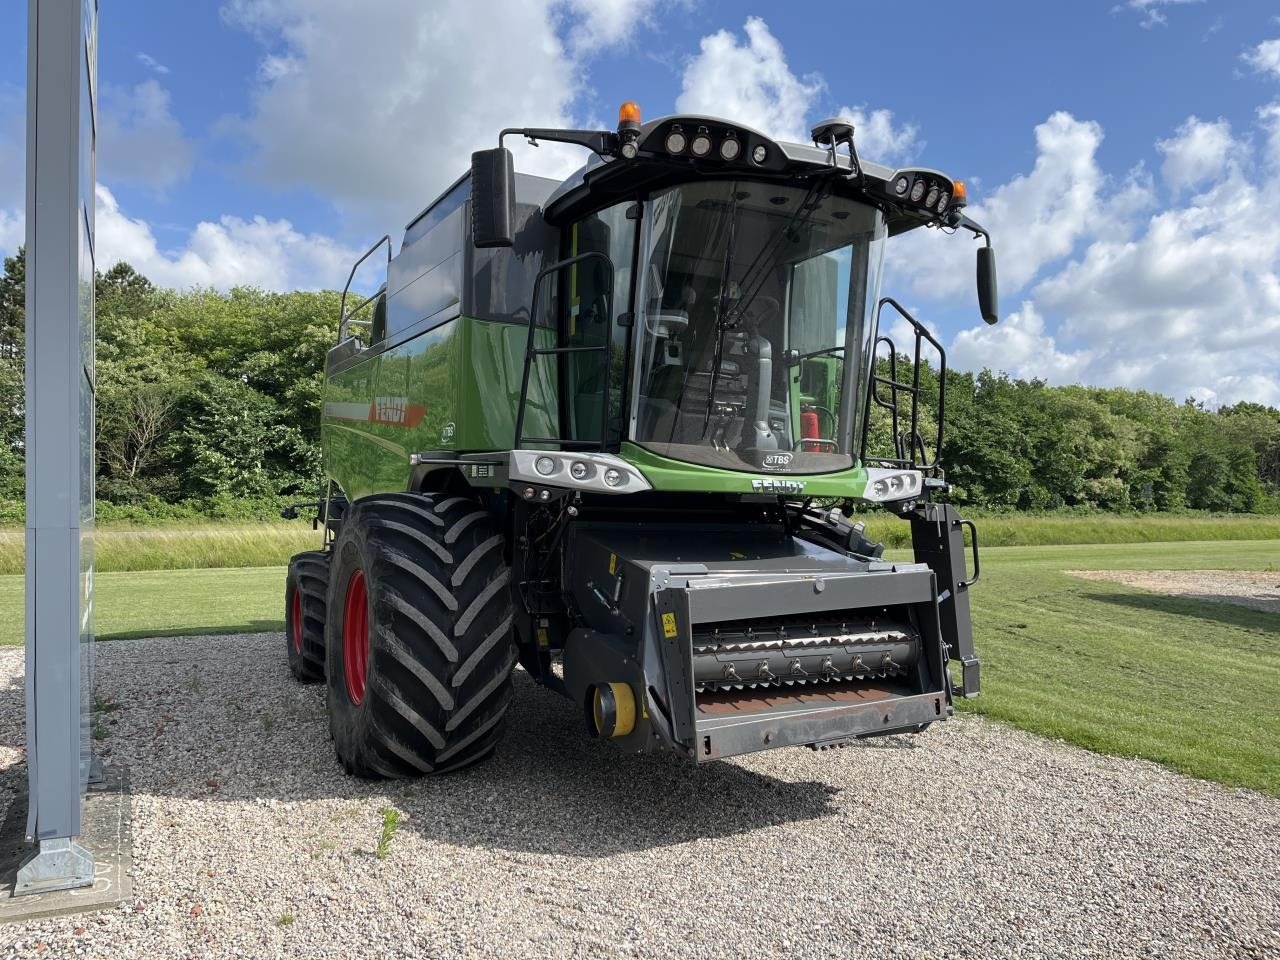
[{"x1": 283, "y1": 103, "x2": 1001, "y2": 777}]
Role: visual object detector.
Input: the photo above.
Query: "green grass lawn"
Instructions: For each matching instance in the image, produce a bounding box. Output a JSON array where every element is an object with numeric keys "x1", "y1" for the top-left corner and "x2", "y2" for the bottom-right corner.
[
  {"x1": 0, "y1": 538, "x2": 1276, "y2": 794},
  {"x1": 951, "y1": 540, "x2": 1280, "y2": 796},
  {"x1": 0, "y1": 567, "x2": 288, "y2": 643}
]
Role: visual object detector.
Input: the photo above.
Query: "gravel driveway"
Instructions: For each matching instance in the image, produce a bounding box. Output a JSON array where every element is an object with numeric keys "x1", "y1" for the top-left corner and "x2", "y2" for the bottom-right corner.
[
  {"x1": 1067, "y1": 569, "x2": 1280, "y2": 615},
  {"x1": 0, "y1": 634, "x2": 1276, "y2": 960}
]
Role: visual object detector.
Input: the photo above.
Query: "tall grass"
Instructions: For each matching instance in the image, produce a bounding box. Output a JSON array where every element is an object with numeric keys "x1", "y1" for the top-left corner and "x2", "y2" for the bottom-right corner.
[
  {"x1": 0, "y1": 513, "x2": 1273, "y2": 575},
  {"x1": 0, "y1": 524, "x2": 319, "y2": 575},
  {"x1": 859, "y1": 512, "x2": 1280, "y2": 549}
]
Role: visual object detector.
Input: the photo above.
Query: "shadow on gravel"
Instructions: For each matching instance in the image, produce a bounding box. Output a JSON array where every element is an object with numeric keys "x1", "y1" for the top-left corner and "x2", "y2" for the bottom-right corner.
[
  {"x1": 393, "y1": 676, "x2": 845, "y2": 857},
  {"x1": 1082, "y1": 590, "x2": 1279, "y2": 632},
  {"x1": 97, "y1": 620, "x2": 284, "y2": 642},
  {"x1": 83, "y1": 656, "x2": 846, "y2": 858}
]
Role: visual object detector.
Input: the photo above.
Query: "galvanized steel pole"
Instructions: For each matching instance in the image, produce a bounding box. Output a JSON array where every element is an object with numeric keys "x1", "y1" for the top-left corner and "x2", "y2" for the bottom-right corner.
[{"x1": 17, "y1": 0, "x2": 98, "y2": 895}]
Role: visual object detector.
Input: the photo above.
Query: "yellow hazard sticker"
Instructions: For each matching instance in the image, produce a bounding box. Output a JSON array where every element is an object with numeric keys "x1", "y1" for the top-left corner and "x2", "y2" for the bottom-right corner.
[
  {"x1": 661, "y1": 612, "x2": 678, "y2": 638},
  {"x1": 536, "y1": 628, "x2": 549, "y2": 648},
  {"x1": 608, "y1": 553, "x2": 617, "y2": 575}
]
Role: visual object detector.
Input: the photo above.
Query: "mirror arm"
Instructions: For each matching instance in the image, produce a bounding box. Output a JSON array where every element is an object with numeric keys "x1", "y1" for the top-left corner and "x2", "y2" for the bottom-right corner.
[
  {"x1": 499, "y1": 127, "x2": 618, "y2": 158},
  {"x1": 951, "y1": 212, "x2": 992, "y2": 247}
]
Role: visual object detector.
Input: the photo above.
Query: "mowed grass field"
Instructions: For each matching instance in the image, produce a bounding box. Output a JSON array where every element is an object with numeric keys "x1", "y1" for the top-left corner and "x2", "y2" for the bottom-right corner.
[
  {"x1": 0, "y1": 532, "x2": 1275, "y2": 794},
  {"x1": 0, "y1": 513, "x2": 1277, "y2": 574}
]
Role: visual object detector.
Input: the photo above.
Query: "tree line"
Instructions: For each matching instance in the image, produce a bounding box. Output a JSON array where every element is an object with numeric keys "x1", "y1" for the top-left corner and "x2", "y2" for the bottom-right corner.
[{"x1": 0, "y1": 247, "x2": 1276, "y2": 521}]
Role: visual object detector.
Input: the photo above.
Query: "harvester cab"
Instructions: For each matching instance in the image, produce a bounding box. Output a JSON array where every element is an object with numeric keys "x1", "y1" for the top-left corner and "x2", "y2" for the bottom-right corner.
[{"x1": 285, "y1": 103, "x2": 999, "y2": 777}]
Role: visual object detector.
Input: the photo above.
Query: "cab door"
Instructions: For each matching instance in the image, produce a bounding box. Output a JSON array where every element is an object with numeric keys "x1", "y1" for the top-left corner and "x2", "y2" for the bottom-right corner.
[{"x1": 560, "y1": 203, "x2": 638, "y2": 446}]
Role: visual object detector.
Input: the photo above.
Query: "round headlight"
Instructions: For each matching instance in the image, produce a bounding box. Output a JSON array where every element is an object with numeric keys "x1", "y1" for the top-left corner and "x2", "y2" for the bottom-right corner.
[
  {"x1": 665, "y1": 129, "x2": 687, "y2": 154},
  {"x1": 620, "y1": 140, "x2": 638, "y2": 159},
  {"x1": 603, "y1": 467, "x2": 624, "y2": 487},
  {"x1": 910, "y1": 180, "x2": 926, "y2": 203},
  {"x1": 894, "y1": 175, "x2": 910, "y2": 196},
  {"x1": 534, "y1": 456, "x2": 556, "y2": 476},
  {"x1": 719, "y1": 137, "x2": 741, "y2": 161},
  {"x1": 690, "y1": 133, "x2": 712, "y2": 157},
  {"x1": 889, "y1": 475, "x2": 904, "y2": 492},
  {"x1": 752, "y1": 144, "x2": 767, "y2": 164},
  {"x1": 872, "y1": 479, "x2": 889, "y2": 497},
  {"x1": 925, "y1": 186, "x2": 940, "y2": 209},
  {"x1": 570, "y1": 461, "x2": 590, "y2": 481},
  {"x1": 936, "y1": 191, "x2": 950, "y2": 213}
]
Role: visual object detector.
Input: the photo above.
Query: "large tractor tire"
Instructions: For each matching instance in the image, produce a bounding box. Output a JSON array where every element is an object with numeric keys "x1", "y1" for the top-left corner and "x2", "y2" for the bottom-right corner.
[
  {"x1": 324, "y1": 493, "x2": 516, "y2": 778},
  {"x1": 285, "y1": 550, "x2": 330, "y2": 683}
]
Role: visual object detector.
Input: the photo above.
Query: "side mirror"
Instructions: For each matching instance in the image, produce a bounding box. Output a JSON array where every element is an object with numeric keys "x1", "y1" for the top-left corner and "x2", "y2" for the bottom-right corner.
[
  {"x1": 471, "y1": 147, "x2": 515, "y2": 248},
  {"x1": 977, "y1": 245, "x2": 999, "y2": 325}
]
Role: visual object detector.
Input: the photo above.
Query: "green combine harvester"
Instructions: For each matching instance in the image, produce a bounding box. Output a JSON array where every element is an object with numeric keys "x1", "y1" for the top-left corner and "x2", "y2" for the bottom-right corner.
[{"x1": 283, "y1": 103, "x2": 1000, "y2": 777}]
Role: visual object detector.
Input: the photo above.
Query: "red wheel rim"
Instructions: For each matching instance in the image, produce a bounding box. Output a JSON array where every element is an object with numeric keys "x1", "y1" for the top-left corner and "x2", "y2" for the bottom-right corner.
[
  {"x1": 290, "y1": 589, "x2": 304, "y2": 655},
  {"x1": 342, "y1": 569, "x2": 370, "y2": 705}
]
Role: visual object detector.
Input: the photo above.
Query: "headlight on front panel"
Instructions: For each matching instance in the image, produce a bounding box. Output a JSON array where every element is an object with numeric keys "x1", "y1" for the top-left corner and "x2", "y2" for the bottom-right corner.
[
  {"x1": 862, "y1": 467, "x2": 923, "y2": 503},
  {"x1": 509, "y1": 450, "x2": 652, "y2": 494}
]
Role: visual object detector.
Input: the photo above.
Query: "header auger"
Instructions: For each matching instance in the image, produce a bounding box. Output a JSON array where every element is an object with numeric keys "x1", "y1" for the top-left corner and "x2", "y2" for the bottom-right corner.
[{"x1": 283, "y1": 102, "x2": 998, "y2": 777}]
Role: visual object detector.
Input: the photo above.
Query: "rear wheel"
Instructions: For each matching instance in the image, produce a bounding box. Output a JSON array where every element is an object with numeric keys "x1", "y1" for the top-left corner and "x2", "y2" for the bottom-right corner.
[
  {"x1": 325, "y1": 493, "x2": 516, "y2": 778},
  {"x1": 285, "y1": 550, "x2": 329, "y2": 682}
]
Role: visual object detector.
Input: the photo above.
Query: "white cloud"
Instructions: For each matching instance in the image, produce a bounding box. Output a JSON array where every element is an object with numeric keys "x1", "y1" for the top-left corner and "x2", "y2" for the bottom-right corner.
[
  {"x1": 558, "y1": 0, "x2": 665, "y2": 52},
  {"x1": 1115, "y1": 0, "x2": 1204, "y2": 29},
  {"x1": 98, "y1": 80, "x2": 195, "y2": 190},
  {"x1": 675, "y1": 17, "x2": 917, "y2": 162},
  {"x1": 939, "y1": 105, "x2": 1280, "y2": 407},
  {"x1": 890, "y1": 112, "x2": 1115, "y2": 304},
  {"x1": 136, "y1": 52, "x2": 170, "y2": 76},
  {"x1": 95, "y1": 184, "x2": 358, "y2": 292},
  {"x1": 676, "y1": 17, "x2": 822, "y2": 143},
  {"x1": 950, "y1": 301, "x2": 1089, "y2": 384},
  {"x1": 1156, "y1": 116, "x2": 1241, "y2": 191},
  {"x1": 1242, "y1": 38, "x2": 1280, "y2": 79},
  {"x1": 833, "y1": 106, "x2": 919, "y2": 164},
  {"x1": 0, "y1": 89, "x2": 23, "y2": 215},
  {"x1": 0, "y1": 210, "x2": 22, "y2": 257},
  {"x1": 221, "y1": 0, "x2": 658, "y2": 228}
]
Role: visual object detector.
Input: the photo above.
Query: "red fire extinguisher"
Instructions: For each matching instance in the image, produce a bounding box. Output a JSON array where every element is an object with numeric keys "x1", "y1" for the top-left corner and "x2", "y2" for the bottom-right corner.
[{"x1": 801, "y1": 409, "x2": 820, "y2": 452}]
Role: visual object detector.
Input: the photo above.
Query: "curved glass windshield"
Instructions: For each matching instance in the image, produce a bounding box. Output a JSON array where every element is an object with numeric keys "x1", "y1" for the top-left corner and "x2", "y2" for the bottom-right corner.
[{"x1": 631, "y1": 180, "x2": 886, "y2": 475}]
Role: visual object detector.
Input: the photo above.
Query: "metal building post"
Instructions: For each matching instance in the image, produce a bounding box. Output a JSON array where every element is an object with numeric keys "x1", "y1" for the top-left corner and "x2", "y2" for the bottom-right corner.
[{"x1": 16, "y1": 0, "x2": 98, "y2": 895}]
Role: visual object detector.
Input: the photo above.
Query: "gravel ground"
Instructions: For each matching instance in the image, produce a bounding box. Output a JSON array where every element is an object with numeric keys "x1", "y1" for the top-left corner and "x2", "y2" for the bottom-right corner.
[
  {"x1": 1066, "y1": 569, "x2": 1280, "y2": 615},
  {"x1": 0, "y1": 634, "x2": 1277, "y2": 960}
]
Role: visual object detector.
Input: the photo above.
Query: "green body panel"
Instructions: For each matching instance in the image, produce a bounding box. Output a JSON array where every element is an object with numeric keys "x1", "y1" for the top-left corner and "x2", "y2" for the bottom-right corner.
[
  {"x1": 322, "y1": 315, "x2": 865, "y2": 501},
  {"x1": 620, "y1": 442, "x2": 870, "y2": 498},
  {"x1": 322, "y1": 315, "x2": 557, "y2": 499}
]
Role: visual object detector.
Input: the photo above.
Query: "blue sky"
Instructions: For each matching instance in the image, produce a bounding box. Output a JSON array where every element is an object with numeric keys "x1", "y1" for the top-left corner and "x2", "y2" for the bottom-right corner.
[{"x1": 2, "y1": 0, "x2": 1279, "y2": 406}]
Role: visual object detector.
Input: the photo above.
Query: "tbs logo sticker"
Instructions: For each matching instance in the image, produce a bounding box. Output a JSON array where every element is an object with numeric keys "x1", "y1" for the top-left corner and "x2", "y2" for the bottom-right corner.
[{"x1": 762, "y1": 452, "x2": 793, "y2": 470}]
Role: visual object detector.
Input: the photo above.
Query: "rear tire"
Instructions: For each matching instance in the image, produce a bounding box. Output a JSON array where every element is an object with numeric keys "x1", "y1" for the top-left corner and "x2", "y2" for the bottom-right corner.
[
  {"x1": 325, "y1": 493, "x2": 516, "y2": 778},
  {"x1": 285, "y1": 550, "x2": 329, "y2": 682}
]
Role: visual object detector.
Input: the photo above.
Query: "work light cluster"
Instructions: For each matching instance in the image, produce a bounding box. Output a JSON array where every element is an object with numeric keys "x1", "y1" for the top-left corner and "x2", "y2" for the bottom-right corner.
[
  {"x1": 891, "y1": 173, "x2": 953, "y2": 215},
  {"x1": 661, "y1": 123, "x2": 767, "y2": 165}
]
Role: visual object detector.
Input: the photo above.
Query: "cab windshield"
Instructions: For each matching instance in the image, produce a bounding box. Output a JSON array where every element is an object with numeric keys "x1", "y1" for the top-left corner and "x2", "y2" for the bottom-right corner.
[{"x1": 631, "y1": 180, "x2": 886, "y2": 475}]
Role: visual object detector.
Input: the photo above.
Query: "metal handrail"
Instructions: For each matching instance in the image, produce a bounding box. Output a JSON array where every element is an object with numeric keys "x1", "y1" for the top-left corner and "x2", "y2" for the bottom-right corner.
[
  {"x1": 337, "y1": 235, "x2": 391, "y2": 342},
  {"x1": 860, "y1": 297, "x2": 948, "y2": 475}
]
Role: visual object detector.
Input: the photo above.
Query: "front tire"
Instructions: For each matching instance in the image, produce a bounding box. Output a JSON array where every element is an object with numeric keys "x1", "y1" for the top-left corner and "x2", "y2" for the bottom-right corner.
[
  {"x1": 325, "y1": 494, "x2": 516, "y2": 778},
  {"x1": 285, "y1": 550, "x2": 329, "y2": 682}
]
